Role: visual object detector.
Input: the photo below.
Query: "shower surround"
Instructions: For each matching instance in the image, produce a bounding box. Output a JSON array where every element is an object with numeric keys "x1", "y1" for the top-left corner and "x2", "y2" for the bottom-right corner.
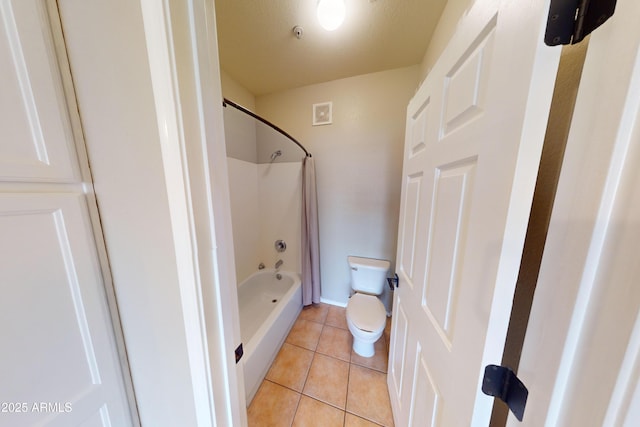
[
  {"x1": 227, "y1": 158, "x2": 302, "y2": 283},
  {"x1": 224, "y1": 104, "x2": 304, "y2": 284}
]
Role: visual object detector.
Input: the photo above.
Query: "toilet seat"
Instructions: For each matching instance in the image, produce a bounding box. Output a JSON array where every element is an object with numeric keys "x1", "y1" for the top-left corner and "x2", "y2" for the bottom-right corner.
[{"x1": 347, "y1": 293, "x2": 386, "y2": 332}]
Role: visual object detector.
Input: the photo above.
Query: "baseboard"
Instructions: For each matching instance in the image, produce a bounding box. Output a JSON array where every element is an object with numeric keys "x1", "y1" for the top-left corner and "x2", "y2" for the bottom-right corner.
[{"x1": 320, "y1": 297, "x2": 347, "y2": 308}]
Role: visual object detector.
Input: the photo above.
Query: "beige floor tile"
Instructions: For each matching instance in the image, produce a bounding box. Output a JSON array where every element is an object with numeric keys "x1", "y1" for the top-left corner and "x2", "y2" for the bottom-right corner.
[
  {"x1": 350, "y1": 336, "x2": 388, "y2": 373},
  {"x1": 347, "y1": 365, "x2": 394, "y2": 426},
  {"x1": 266, "y1": 343, "x2": 314, "y2": 392},
  {"x1": 325, "y1": 305, "x2": 349, "y2": 330},
  {"x1": 317, "y1": 325, "x2": 352, "y2": 362},
  {"x1": 303, "y1": 353, "x2": 350, "y2": 409},
  {"x1": 298, "y1": 303, "x2": 329, "y2": 324},
  {"x1": 345, "y1": 413, "x2": 383, "y2": 427},
  {"x1": 248, "y1": 380, "x2": 300, "y2": 427},
  {"x1": 286, "y1": 318, "x2": 323, "y2": 351},
  {"x1": 293, "y1": 395, "x2": 345, "y2": 427},
  {"x1": 253, "y1": 304, "x2": 396, "y2": 426}
]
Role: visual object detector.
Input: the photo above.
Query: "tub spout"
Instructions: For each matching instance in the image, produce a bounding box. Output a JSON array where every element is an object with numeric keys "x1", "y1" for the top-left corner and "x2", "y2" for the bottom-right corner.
[{"x1": 275, "y1": 259, "x2": 283, "y2": 270}]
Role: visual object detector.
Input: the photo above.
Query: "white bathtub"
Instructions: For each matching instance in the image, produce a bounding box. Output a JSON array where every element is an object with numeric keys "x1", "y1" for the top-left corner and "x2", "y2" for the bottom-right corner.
[{"x1": 237, "y1": 269, "x2": 302, "y2": 403}]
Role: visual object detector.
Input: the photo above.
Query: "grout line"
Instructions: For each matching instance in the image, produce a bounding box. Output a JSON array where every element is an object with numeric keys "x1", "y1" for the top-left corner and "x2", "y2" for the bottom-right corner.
[
  {"x1": 263, "y1": 378, "x2": 299, "y2": 395},
  {"x1": 289, "y1": 383, "x2": 303, "y2": 425},
  {"x1": 344, "y1": 352, "x2": 352, "y2": 427},
  {"x1": 298, "y1": 352, "x2": 313, "y2": 396}
]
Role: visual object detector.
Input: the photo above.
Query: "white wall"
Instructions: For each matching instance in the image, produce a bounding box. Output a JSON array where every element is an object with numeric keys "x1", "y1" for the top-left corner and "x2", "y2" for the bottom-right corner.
[
  {"x1": 256, "y1": 66, "x2": 420, "y2": 305},
  {"x1": 222, "y1": 72, "x2": 260, "y2": 284},
  {"x1": 227, "y1": 158, "x2": 260, "y2": 283},
  {"x1": 258, "y1": 162, "x2": 303, "y2": 273},
  {"x1": 221, "y1": 68, "x2": 255, "y2": 109},
  {"x1": 223, "y1": 107, "x2": 257, "y2": 163},
  {"x1": 226, "y1": 158, "x2": 303, "y2": 284}
]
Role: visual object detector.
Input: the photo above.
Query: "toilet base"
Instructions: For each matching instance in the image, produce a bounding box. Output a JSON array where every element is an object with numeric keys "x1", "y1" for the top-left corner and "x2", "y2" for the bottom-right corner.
[
  {"x1": 352, "y1": 338, "x2": 375, "y2": 358},
  {"x1": 348, "y1": 319, "x2": 384, "y2": 358}
]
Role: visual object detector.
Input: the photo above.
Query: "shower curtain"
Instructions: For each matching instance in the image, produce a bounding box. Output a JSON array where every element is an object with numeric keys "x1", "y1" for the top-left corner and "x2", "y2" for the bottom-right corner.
[{"x1": 301, "y1": 155, "x2": 321, "y2": 305}]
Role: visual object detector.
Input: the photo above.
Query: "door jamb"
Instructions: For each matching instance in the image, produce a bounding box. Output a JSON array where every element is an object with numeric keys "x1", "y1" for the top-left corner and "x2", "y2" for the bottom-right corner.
[{"x1": 49, "y1": 1, "x2": 141, "y2": 423}]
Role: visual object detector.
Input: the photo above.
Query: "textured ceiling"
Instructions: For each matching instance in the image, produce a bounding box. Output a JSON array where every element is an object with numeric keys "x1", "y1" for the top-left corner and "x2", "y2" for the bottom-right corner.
[{"x1": 214, "y1": 0, "x2": 447, "y2": 96}]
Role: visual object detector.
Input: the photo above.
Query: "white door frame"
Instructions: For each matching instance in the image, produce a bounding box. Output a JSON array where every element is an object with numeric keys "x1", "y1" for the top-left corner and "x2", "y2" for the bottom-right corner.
[
  {"x1": 138, "y1": 0, "x2": 246, "y2": 425},
  {"x1": 512, "y1": 0, "x2": 640, "y2": 423},
  {"x1": 57, "y1": 0, "x2": 245, "y2": 425}
]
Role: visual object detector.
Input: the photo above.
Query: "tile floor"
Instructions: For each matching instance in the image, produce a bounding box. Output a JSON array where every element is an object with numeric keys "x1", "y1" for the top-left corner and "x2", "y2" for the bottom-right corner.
[{"x1": 247, "y1": 303, "x2": 395, "y2": 427}]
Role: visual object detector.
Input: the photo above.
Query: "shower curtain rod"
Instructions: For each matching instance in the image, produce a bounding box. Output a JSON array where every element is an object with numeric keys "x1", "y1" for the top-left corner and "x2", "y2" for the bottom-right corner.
[{"x1": 222, "y1": 98, "x2": 312, "y2": 158}]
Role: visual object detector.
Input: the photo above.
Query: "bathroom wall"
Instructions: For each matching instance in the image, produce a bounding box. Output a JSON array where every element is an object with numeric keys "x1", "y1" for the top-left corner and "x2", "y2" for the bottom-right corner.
[
  {"x1": 222, "y1": 70, "x2": 258, "y2": 163},
  {"x1": 226, "y1": 157, "x2": 260, "y2": 283},
  {"x1": 255, "y1": 66, "x2": 420, "y2": 305},
  {"x1": 221, "y1": 69, "x2": 255, "y2": 109},
  {"x1": 222, "y1": 70, "x2": 260, "y2": 283},
  {"x1": 257, "y1": 162, "x2": 303, "y2": 273},
  {"x1": 222, "y1": 70, "x2": 303, "y2": 284},
  {"x1": 226, "y1": 158, "x2": 302, "y2": 284}
]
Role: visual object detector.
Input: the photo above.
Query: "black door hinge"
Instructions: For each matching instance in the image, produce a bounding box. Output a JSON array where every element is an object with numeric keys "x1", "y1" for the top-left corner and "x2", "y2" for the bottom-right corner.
[
  {"x1": 545, "y1": 0, "x2": 617, "y2": 46},
  {"x1": 235, "y1": 343, "x2": 243, "y2": 364},
  {"x1": 482, "y1": 365, "x2": 528, "y2": 422}
]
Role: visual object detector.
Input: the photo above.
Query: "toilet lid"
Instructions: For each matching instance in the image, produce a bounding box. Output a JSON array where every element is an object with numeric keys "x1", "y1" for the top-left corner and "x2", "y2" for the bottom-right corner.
[{"x1": 347, "y1": 293, "x2": 386, "y2": 332}]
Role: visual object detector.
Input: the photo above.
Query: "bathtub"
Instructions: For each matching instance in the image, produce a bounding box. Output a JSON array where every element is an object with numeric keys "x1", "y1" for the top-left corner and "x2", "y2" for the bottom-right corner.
[{"x1": 237, "y1": 269, "x2": 302, "y2": 403}]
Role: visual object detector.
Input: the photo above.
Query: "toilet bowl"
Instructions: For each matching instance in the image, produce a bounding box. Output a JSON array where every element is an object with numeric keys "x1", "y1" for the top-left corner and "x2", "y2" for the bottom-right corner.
[
  {"x1": 345, "y1": 256, "x2": 390, "y2": 358},
  {"x1": 346, "y1": 292, "x2": 387, "y2": 357}
]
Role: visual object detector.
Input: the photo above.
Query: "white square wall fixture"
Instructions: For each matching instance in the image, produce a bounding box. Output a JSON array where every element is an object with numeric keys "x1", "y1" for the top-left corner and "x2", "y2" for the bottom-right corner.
[{"x1": 312, "y1": 102, "x2": 332, "y2": 126}]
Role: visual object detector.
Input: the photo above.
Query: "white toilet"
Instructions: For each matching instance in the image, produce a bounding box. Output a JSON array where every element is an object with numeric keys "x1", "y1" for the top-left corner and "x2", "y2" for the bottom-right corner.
[{"x1": 346, "y1": 256, "x2": 390, "y2": 357}]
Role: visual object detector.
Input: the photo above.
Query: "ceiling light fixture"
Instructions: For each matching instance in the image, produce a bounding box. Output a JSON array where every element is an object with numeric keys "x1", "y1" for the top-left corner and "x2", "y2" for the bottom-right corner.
[{"x1": 317, "y1": 0, "x2": 346, "y2": 31}]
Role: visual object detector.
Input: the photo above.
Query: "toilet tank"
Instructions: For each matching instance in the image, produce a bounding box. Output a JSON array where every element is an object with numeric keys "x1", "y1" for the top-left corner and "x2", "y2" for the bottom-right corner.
[{"x1": 348, "y1": 256, "x2": 391, "y2": 295}]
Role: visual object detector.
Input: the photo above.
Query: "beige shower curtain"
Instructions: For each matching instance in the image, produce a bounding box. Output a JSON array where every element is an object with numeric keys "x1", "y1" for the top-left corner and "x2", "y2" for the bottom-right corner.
[{"x1": 301, "y1": 155, "x2": 321, "y2": 305}]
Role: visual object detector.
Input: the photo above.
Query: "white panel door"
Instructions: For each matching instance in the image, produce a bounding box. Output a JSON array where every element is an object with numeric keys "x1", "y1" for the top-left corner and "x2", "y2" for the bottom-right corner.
[
  {"x1": 0, "y1": 0, "x2": 79, "y2": 182},
  {"x1": 0, "y1": 0, "x2": 134, "y2": 426},
  {"x1": 513, "y1": 0, "x2": 640, "y2": 424},
  {"x1": 0, "y1": 194, "x2": 132, "y2": 426},
  {"x1": 389, "y1": 0, "x2": 560, "y2": 425}
]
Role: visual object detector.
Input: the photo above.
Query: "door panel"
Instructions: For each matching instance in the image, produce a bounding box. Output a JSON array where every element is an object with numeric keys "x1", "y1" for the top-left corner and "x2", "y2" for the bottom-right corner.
[
  {"x1": 0, "y1": 194, "x2": 132, "y2": 426},
  {"x1": 440, "y1": 22, "x2": 495, "y2": 138},
  {"x1": 389, "y1": 296, "x2": 411, "y2": 424},
  {"x1": 399, "y1": 173, "x2": 423, "y2": 281},
  {"x1": 0, "y1": 1, "x2": 134, "y2": 426},
  {"x1": 0, "y1": 0, "x2": 79, "y2": 182},
  {"x1": 389, "y1": 0, "x2": 560, "y2": 424},
  {"x1": 424, "y1": 158, "x2": 476, "y2": 344},
  {"x1": 409, "y1": 99, "x2": 429, "y2": 156},
  {"x1": 409, "y1": 343, "x2": 441, "y2": 426}
]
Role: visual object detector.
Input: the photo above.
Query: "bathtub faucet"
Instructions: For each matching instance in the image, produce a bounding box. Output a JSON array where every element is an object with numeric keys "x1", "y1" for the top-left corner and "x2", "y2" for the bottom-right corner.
[{"x1": 275, "y1": 259, "x2": 283, "y2": 271}]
